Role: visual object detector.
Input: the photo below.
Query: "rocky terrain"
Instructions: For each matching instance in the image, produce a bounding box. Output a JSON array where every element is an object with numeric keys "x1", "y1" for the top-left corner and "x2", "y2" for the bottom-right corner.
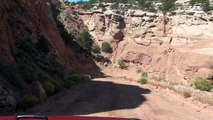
[
  {"x1": 0, "y1": 0, "x2": 101, "y2": 113},
  {"x1": 75, "y1": 1, "x2": 213, "y2": 86},
  {"x1": 1, "y1": 0, "x2": 213, "y2": 118}
]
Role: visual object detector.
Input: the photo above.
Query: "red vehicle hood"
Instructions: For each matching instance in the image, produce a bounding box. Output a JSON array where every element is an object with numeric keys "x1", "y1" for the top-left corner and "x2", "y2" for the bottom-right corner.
[{"x1": 0, "y1": 115, "x2": 138, "y2": 120}]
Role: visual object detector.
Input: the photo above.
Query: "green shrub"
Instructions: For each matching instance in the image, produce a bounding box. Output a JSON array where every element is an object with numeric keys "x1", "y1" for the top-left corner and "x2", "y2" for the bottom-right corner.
[
  {"x1": 42, "y1": 81, "x2": 55, "y2": 96},
  {"x1": 190, "y1": 0, "x2": 212, "y2": 12},
  {"x1": 64, "y1": 73, "x2": 91, "y2": 88},
  {"x1": 151, "y1": 76, "x2": 158, "y2": 81},
  {"x1": 18, "y1": 95, "x2": 39, "y2": 109},
  {"x1": 101, "y1": 42, "x2": 112, "y2": 53},
  {"x1": 141, "y1": 71, "x2": 148, "y2": 78},
  {"x1": 139, "y1": 77, "x2": 148, "y2": 84},
  {"x1": 35, "y1": 34, "x2": 51, "y2": 53},
  {"x1": 79, "y1": 31, "x2": 93, "y2": 50},
  {"x1": 82, "y1": 74, "x2": 92, "y2": 81},
  {"x1": 47, "y1": 79, "x2": 63, "y2": 93},
  {"x1": 138, "y1": 0, "x2": 156, "y2": 12},
  {"x1": 139, "y1": 71, "x2": 148, "y2": 84},
  {"x1": 195, "y1": 77, "x2": 212, "y2": 91},
  {"x1": 81, "y1": 2, "x2": 94, "y2": 10},
  {"x1": 64, "y1": 79, "x2": 76, "y2": 88},
  {"x1": 160, "y1": 0, "x2": 176, "y2": 15},
  {"x1": 118, "y1": 60, "x2": 126, "y2": 69},
  {"x1": 92, "y1": 45, "x2": 101, "y2": 54},
  {"x1": 182, "y1": 90, "x2": 192, "y2": 98}
]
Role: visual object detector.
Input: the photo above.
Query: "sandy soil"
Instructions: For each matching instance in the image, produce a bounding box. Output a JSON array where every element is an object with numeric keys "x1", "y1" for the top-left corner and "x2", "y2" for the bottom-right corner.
[{"x1": 28, "y1": 78, "x2": 213, "y2": 120}]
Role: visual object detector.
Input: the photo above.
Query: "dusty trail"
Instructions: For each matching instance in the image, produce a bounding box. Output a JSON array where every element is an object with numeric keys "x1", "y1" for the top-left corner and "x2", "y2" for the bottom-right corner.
[{"x1": 29, "y1": 78, "x2": 213, "y2": 120}]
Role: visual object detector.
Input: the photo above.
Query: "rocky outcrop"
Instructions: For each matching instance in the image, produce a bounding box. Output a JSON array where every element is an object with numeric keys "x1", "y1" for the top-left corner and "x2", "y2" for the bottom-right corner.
[
  {"x1": 0, "y1": 0, "x2": 103, "y2": 111},
  {"x1": 79, "y1": 10, "x2": 126, "y2": 43},
  {"x1": 60, "y1": 7, "x2": 86, "y2": 36},
  {"x1": 77, "y1": 7, "x2": 213, "y2": 85},
  {"x1": 22, "y1": 81, "x2": 47, "y2": 101}
]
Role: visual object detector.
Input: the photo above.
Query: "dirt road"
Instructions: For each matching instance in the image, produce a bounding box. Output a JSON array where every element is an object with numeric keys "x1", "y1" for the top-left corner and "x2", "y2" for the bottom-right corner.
[{"x1": 29, "y1": 78, "x2": 213, "y2": 120}]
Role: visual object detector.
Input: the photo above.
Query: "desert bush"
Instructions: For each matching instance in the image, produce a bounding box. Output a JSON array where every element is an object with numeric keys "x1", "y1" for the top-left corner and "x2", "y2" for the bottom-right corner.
[
  {"x1": 141, "y1": 71, "x2": 148, "y2": 78},
  {"x1": 190, "y1": 0, "x2": 212, "y2": 12},
  {"x1": 101, "y1": 42, "x2": 112, "y2": 53},
  {"x1": 35, "y1": 34, "x2": 51, "y2": 53},
  {"x1": 18, "y1": 95, "x2": 39, "y2": 109},
  {"x1": 182, "y1": 90, "x2": 192, "y2": 98},
  {"x1": 79, "y1": 31, "x2": 93, "y2": 50},
  {"x1": 64, "y1": 73, "x2": 91, "y2": 88},
  {"x1": 92, "y1": 45, "x2": 101, "y2": 54},
  {"x1": 42, "y1": 81, "x2": 55, "y2": 96},
  {"x1": 64, "y1": 79, "x2": 76, "y2": 88},
  {"x1": 160, "y1": 0, "x2": 176, "y2": 15},
  {"x1": 81, "y1": 2, "x2": 94, "y2": 10},
  {"x1": 118, "y1": 60, "x2": 126, "y2": 69},
  {"x1": 194, "y1": 77, "x2": 212, "y2": 91},
  {"x1": 151, "y1": 76, "x2": 158, "y2": 81},
  {"x1": 139, "y1": 71, "x2": 148, "y2": 84},
  {"x1": 139, "y1": 77, "x2": 148, "y2": 84},
  {"x1": 47, "y1": 79, "x2": 63, "y2": 93}
]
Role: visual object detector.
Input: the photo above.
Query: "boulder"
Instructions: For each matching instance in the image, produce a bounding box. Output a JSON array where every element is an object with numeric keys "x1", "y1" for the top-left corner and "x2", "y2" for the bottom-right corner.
[
  {"x1": 104, "y1": 10, "x2": 115, "y2": 15},
  {"x1": 123, "y1": 51, "x2": 152, "y2": 65},
  {"x1": 31, "y1": 81, "x2": 47, "y2": 101},
  {"x1": 22, "y1": 81, "x2": 47, "y2": 102},
  {"x1": 85, "y1": 20, "x2": 96, "y2": 31},
  {"x1": 133, "y1": 10, "x2": 146, "y2": 17}
]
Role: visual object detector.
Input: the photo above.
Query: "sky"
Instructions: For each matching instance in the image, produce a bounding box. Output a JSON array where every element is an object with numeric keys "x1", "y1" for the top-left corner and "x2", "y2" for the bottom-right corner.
[{"x1": 68, "y1": 0, "x2": 89, "y2": 2}]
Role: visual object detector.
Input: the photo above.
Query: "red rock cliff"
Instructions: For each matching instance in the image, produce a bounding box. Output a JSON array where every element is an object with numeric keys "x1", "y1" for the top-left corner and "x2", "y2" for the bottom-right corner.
[{"x1": 0, "y1": 0, "x2": 85, "y2": 70}]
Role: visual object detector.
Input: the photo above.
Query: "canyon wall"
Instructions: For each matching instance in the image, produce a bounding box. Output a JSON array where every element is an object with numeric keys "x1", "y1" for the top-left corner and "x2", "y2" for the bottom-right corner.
[{"x1": 77, "y1": 9, "x2": 213, "y2": 85}]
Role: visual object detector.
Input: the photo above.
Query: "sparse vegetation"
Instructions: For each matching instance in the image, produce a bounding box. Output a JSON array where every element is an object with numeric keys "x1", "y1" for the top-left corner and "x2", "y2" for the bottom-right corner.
[
  {"x1": 138, "y1": 0, "x2": 157, "y2": 12},
  {"x1": 92, "y1": 44, "x2": 101, "y2": 54},
  {"x1": 101, "y1": 42, "x2": 112, "y2": 53},
  {"x1": 151, "y1": 76, "x2": 158, "y2": 81},
  {"x1": 18, "y1": 95, "x2": 39, "y2": 109},
  {"x1": 189, "y1": 0, "x2": 212, "y2": 12},
  {"x1": 140, "y1": 77, "x2": 148, "y2": 84},
  {"x1": 182, "y1": 90, "x2": 192, "y2": 98},
  {"x1": 35, "y1": 34, "x2": 51, "y2": 53},
  {"x1": 87, "y1": 0, "x2": 213, "y2": 13},
  {"x1": 194, "y1": 77, "x2": 212, "y2": 91},
  {"x1": 118, "y1": 59, "x2": 126, "y2": 69},
  {"x1": 139, "y1": 71, "x2": 148, "y2": 84},
  {"x1": 47, "y1": 79, "x2": 63, "y2": 93},
  {"x1": 64, "y1": 73, "x2": 91, "y2": 88},
  {"x1": 42, "y1": 81, "x2": 55, "y2": 96},
  {"x1": 160, "y1": 0, "x2": 176, "y2": 36},
  {"x1": 79, "y1": 31, "x2": 94, "y2": 51},
  {"x1": 81, "y1": 2, "x2": 94, "y2": 10}
]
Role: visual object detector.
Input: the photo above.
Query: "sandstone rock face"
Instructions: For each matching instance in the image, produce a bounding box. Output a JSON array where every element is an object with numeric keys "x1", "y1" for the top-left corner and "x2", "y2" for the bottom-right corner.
[
  {"x1": 0, "y1": 0, "x2": 89, "y2": 70},
  {"x1": 77, "y1": 8, "x2": 213, "y2": 85},
  {"x1": 60, "y1": 7, "x2": 86, "y2": 36},
  {"x1": 79, "y1": 10, "x2": 126, "y2": 43},
  {"x1": 0, "y1": 0, "x2": 102, "y2": 111}
]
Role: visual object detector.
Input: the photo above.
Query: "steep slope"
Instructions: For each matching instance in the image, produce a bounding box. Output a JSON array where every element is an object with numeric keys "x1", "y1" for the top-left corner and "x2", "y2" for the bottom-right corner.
[{"x1": 0, "y1": 0, "x2": 102, "y2": 113}]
